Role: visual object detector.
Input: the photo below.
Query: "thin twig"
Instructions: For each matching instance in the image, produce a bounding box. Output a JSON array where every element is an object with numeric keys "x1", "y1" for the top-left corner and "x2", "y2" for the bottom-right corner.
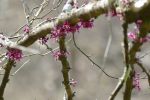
[
  {"x1": 30, "y1": 0, "x2": 50, "y2": 25},
  {"x1": 72, "y1": 33, "x2": 118, "y2": 79},
  {"x1": 136, "y1": 61, "x2": 150, "y2": 86},
  {"x1": 37, "y1": 0, "x2": 63, "y2": 19},
  {"x1": 23, "y1": 37, "x2": 72, "y2": 57},
  {"x1": 138, "y1": 51, "x2": 150, "y2": 59},
  {"x1": 21, "y1": 0, "x2": 30, "y2": 25},
  {"x1": 11, "y1": 59, "x2": 30, "y2": 76}
]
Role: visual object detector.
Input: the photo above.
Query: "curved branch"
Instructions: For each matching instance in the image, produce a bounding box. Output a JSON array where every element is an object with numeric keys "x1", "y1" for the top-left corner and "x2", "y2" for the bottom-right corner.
[{"x1": 72, "y1": 33, "x2": 118, "y2": 79}]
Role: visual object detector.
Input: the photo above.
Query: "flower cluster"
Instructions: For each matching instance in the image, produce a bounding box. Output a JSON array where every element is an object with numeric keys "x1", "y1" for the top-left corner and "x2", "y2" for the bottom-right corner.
[
  {"x1": 80, "y1": 19, "x2": 94, "y2": 29},
  {"x1": 128, "y1": 20, "x2": 150, "y2": 43},
  {"x1": 52, "y1": 50, "x2": 70, "y2": 60},
  {"x1": 39, "y1": 36, "x2": 49, "y2": 44},
  {"x1": 6, "y1": 48, "x2": 23, "y2": 61},
  {"x1": 50, "y1": 21, "x2": 80, "y2": 41},
  {"x1": 50, "y1": 19, "x2": 94, "y2": 41},
  {"x1": 133, "y1": 72, "x2": 141, "y2": 91},
  {"x1": 127, "y1": 30, "x2": 138, "y2": 41}
]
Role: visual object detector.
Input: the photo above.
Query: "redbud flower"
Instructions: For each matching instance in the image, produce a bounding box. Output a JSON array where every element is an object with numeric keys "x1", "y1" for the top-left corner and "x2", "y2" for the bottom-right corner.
[
  {"x1": 80, "y1": 19, "x2": 94, "y2": 28},
  {"x1": 128, "y1": 31, "x2": 137, "y2": 41},
  {"x1": 50, "y1": 21, "x2": 81, "y2": 40},
  {"x1": 69, "y1": 79, "x2": 77, "y2": 87},
  {"x1": 63, "y1": 21, "x2": 80, "y2": 33},
  {"x1": 52, "y1": 50, "x2": 70, "y2": 60},
  {"x1": 50, "y1": 25, "x2": 66, "y2": 40},
  {"x1": 39, "y1": 36, "x2": 49, "y2": 44},
  {"x1": 133, "y1": 72, "x2": 141, "y2": 91},
  {"x1": 6, "y1": 48, "x2": 23, "y2": 61},
  {"x1": 23, "y1": 25, "x2": 30, "y2": 33}
]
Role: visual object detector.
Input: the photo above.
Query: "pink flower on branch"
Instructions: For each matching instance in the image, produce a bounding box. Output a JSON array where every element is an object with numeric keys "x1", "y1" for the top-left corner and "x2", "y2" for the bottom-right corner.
[
  {"x1": 39, "y1": 36, "x2": 49, "y2": 44},
  {"x1": 80, "y1": 19, "x2": 94, "y2": 29},
  {"x1": 6, "y1": 48, "x2": 23, "y2": 61},
  {"x1": 52, "y1": 50, "x2": 70, "y2": 60},
  {"x1": 23, "y1": 25, "x2": 30, "y2": 33},
  {"x1": 128, "y1": 31, "x2": 137, "y2": 41},
  {"x1": 69, "y1": 78, "x2": 77, "y2": 87},
  {"x1": 133, "y1": 72, "x2": 141, "y2": 91},
  {"x1": 50, "y1": 21, "x2": 81, "y2": 40}
]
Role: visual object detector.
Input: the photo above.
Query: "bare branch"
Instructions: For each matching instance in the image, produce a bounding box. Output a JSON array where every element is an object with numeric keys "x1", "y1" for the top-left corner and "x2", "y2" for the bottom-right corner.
[
  {"x1": 21, "y1": 0, "x2": 30, "y2": 24},
  {"x1": 72, "y1": 33, "x2": 118, "y2": 79},
  {"x1": 11, "y1": 59, "x2": 30, "y2": 76}
]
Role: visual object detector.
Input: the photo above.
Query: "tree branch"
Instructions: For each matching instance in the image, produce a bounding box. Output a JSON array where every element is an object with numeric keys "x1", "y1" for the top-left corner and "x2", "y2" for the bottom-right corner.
[
  {"x1": 0, "y1": 60, "x2": 14, "y2": 100},
  {"x1": 58, "y1": 36, "x2": 73, "y2": 100}
]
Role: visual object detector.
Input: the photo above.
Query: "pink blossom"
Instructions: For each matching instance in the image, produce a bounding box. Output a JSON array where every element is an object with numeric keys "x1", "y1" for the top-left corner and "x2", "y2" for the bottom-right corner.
[
  {"x1": 80, "y1": 19, "x2": 94, "y2": 28},
  {"x1": 133, "y1": 72, "x2": 141, "y2": 91},
  {"x1": 52, "y1": 50, "x2": 70, "y2": 60},
  {"x1": 128, "y1": 32, "x2": 137, "y2": 41},
  {"x1": 63, "y1": 21, "x2": 80, "y2": 33},
  {"x1": 39, "y1": 36, "x2": 49, "y2": 44},
  {"x1": 23, "y1": 25, "x2": 30, "y2": 33},
  {"x1": 6, "y1": 48, "x2": 23, "y2": 61},
  {"x1": 50, "y1": 21, "x2": 81, "y2": 40},
  {"x1": 69, "y1": 79, "x2": 77, "y2": 87},
  {"x1": 50, "y1": 25, "x2": 66, "y2": 41},
  {"x1": 138, "y1": 35, "x2": 150, "y2": 43}
]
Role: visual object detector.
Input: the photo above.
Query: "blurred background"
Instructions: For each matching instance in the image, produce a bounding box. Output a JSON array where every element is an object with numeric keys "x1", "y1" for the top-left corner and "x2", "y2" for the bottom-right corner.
[{"x1": 0, "y1": 0, "x2": 150, "y2": 100}]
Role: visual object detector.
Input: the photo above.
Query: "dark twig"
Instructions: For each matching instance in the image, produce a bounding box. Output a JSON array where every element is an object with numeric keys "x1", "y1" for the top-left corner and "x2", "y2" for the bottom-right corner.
[
  {"x1": 72, "y1": 33, "x2": 118, "y2": 79},
  {"x1": 136, "y1": 61, "x2": 150, "y2": 86}
]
